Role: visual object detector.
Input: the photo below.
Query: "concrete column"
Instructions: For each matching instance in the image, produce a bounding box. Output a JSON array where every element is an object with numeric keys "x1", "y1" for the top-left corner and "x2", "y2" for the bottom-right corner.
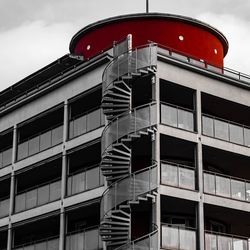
[
  {"x1": 12, "y1": 125, "x2": 17, "y2": 164},
  {"x1": 59, "y1": 208, "x2": 65, "y2": 250},
  {"x1": 196, "y1": 90, "x2": 205, "y2": 250},
  {"x1": 63, "y1": 100, "x2": 69, "y2": 144},
  {"x1": 7, "y1": 225, "x2": 12, "y2": 250}
]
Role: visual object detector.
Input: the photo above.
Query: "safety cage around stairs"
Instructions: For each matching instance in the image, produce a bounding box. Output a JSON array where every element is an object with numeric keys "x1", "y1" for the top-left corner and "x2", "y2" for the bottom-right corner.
[{"x1": 100, "y1": 43, "x2": 159, "y2": 249}]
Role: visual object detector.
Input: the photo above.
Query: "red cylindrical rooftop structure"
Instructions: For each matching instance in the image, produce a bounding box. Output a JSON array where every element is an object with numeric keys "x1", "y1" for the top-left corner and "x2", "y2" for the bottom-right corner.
[{"x1": 70, "y1": 13, "x2": 228, "y2": 67}]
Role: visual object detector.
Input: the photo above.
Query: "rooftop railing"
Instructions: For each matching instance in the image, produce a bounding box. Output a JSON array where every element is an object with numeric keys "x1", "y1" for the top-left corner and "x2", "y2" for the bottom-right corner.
[
  {"x1": 204, "y1": 171, "x2": 250, "y2": 202},
  {"x1": 205, "y1": 232, "x2": 250, "y2": 250},
  {"x1": 202, "y1": 114, "x2": 250, "y2": 147}
]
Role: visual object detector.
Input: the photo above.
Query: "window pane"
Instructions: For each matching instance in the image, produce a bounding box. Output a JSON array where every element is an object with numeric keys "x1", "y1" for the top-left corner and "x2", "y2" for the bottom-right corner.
[
  {"x1": 0, "y1": 152, "x2": 2, "y2": 169},
  {"x1": 214, "y1": 119, "x2": 229, "y2": 141},
  {"x1": 203, "y1": 116, "x2": 214, "y2": 137},
  {"x1": 217, "y1": 235, "x2": 232, "y2": 250},
  {"x1": 204, "y1": 173, "x2": 216, "y2": 195},
  {"x1": 28, "y1": 136, "x2": 40, "y2": 156},
  {"x1": 178, "y1": 109, "x2": 194, "y2": 131},
  {"x1": 69, "y1": 120, "x2": 74, "y2": 139},
  {"x1": 246, "y1": 183, "x2": 250, "y2": 201},
  {"x1": 229, "y1": 124, "x2": 244, "y2": 145},
  {"x1": 233, "y1": 238, "x2": 248, "y2": 250},
  {"x1": 231, "y1": 179, "x2": 245, "y2": 201},
  {"x1": 35, "y1": 241, "x2": 46, "y2": 250},
  {"x1": 87, "y1": 109, "x2": 101, "y2": 131},
  {"x1": 72, "y1": 172, "x2": 85, "y2": 195},
  {"x1": 17, "y1": 141, "x2": 28, "y2": 160},
  {"x1": 161, "y1": 226, "x2": 178, "y2": 249},
  {"x1": 85, "y1": 229, "x2": 98, "y2": 250},
  {"x1": 49, "y1": 181, "x2": 61, "y2": 201},
  {"x1": 205, "y1": 233, "x2": 217, "y2": 250},
  {"x1": 244, "y1": 128, "x2": 250, "y2": 147},
  {"x1": 40, "y1": 130, "x2": 52, "y2": 151},
  {"x1": 37, "y1": 185, "x2": 50, "y2": 206},
  {"x1": 216, "y1": 176, "x2": 230, "y2": 197},
  {"x1": 179, "y1": 167, "x2": 195, "y2": 190},
  {"x1": 86, "y1": 167, "x2": 99, "y2": 190},
  {"x1": 2, "y1": 148, "x2": 12, "y2": 167},
  {"x1": 161, "y1": 104, "x2": 177, "y2": 127},
  {"x1": 47, "y1": 238, "x2": 59, "y2": 250},
  {"x1": 74, "y1": 115, "x2": 87, "y2": 137},
  {"x1": 0, "y1": 199, "x2": 9, "y2": 218},
  {"x1": 180, "y1": 229, "x2": 196, "y2": 250},
  {"x1": 26, "y1": 189, "x2": 37, "y2": 209},
  {"x1": 67, "y1": 176, "x2": 72, "y2": 196},
  {"x1": 15, "y1": 193, "x2": 26, "y2": 212},
  {"x1": 51, "y1": 125, "x2": 63, "y2": 146},
  {"x1": 161, "y1": 163, "x2": 178, "y2": 187}
]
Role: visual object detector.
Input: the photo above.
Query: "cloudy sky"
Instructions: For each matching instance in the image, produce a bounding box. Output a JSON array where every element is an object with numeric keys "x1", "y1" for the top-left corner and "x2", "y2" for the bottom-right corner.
[{"x1": 0, "y1": 0, "x2": 249, "y2": 91}]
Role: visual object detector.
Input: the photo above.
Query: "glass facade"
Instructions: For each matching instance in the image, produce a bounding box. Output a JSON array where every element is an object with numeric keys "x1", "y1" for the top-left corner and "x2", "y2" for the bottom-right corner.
[
  {"x1": 202, "y1": 115, "x2": 250, "y2": 147},
  {"x1": 69, "y1": 108, "x2": 104, "y2": 139},
  {"x1": 161, "y1": 162, "x2": 195, "y2": 190},
  {"x1": 15, "y1": 180, "x2": 61, "y2": 213},
  {"x1": 161, "y1": 103, "x2": 194, "y2": 132},
  {"x1": 204, "y1": 172, "x2": 250, "y2": 202},
  {"x1": 17, "y1": 125, "x2": 63, "y2": 160},
  {"x1": 161, "y1": 224, "x2": 196, "y2": 250}
]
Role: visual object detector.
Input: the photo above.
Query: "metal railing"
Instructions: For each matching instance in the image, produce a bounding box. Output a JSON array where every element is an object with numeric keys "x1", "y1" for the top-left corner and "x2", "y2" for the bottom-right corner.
[
  {"x1": 102, "y1": 43, "x2": 157, "y2": 94},
  {"x1": 67, "y1": 164, "x2": 104, "y2": 196},
  {"x1": 100, "y1": 164, "x2": 158, "y2": 221},
  {"x1": 69, "y1": 107, "x2": 105, "y2": 139},
  {"x1": 205, "y1": 232, "x2": 250, "y2": 250},
  {"x1": 204, "y1": 171, "x2": 250, "y2": 202},
  {"x1": 115, "y1": 225, "x2": 158, "y2": 250},
  {"x1": 157, "y1": 44, "x2": 250, "y2": 85},
  {"x1": 202, "y1": 114, "x2": 250, "y2": 147},
  {"x1": 65, "y1": 226, "x2": 102, "y2": 250},
  {"x1": 17, "y1": 124, "x2": 63, "y2": 160},
  {"x1": 101, "y1": 102, "x2": 157, "y2": 154},
  {"x1": 0, "y1": 147, "x2": 12, "y2": 169},
  {"x1": 160, "y1": 102, "x2": 195, "y2": 132},
  {"x1": 161, "y1": 223, "x2": 196, "y2": 250},
  {"x1": 161, "y1": 161, "x2": 196, "y2": 190},
  {"x1": 15, "y1": 178, "x2": 61, "y2": 213},
  {"x1": 14, "y1": 235, "x2": 59, "y2": 250}
]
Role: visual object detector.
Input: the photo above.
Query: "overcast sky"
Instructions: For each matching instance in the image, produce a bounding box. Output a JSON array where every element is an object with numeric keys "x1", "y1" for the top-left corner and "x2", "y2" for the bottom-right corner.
[{"x1": 0, "y1": 0, "x2": 249, "y2": 91}]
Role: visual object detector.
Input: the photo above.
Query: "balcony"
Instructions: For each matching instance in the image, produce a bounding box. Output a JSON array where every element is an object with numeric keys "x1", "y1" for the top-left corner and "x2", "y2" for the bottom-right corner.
[
  {"x1": 161, "y1": 102, "x2": 194, "y2": 132},
  {"x1": 69, "y1": 107, "x2": 104, "y2": 139},
  {"x1": 205, "y1": 232, "x2": 250, "y2": 250},
  {"x1": 202, "y1": 115, "x2": 250, "y2": 147},
  {"x1": 65, "y1": 226, "x2": 102, "y2": 250},
  {"x1": 161, "y1": 161, "x2": 196, "y2": 190},
  {"x1": 17, "y1": 124, "x2": 63, "y2": 160},
  {"x1": 204, "y1": 171, "x2": 250, "y2": 202},
  {"x1": 161, "y1": 223, "x2": 196, "y2": 250},
  {"x1": 0, "y1": 147, "x2": 12, "y2": 169},
  {"x1": 15, "y1": 178, "x2": 61, "y2": 213},
  {"x1": 14, "y1": 236, "x2": 59, "y2": 250},
  {"x1": 67, "y1": 164, "x2": 104, "y2": 196}
]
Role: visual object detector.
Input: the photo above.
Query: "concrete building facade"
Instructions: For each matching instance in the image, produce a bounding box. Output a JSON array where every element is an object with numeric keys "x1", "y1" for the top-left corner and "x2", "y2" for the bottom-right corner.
[{"x1": 0, "y1": 13, "x2": 249, "y2": 250}]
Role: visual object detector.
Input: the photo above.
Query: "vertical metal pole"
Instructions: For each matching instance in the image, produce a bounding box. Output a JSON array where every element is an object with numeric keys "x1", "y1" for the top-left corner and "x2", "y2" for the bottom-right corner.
[{"x1": 146, "y1": 0, "x2": 149, "y2": 13}]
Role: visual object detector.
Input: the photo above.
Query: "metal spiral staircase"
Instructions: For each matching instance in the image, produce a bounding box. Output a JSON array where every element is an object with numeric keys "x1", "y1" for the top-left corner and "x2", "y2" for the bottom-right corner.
[{"x1": 99, "y1": 42, "x2": 159, "y2": 249}]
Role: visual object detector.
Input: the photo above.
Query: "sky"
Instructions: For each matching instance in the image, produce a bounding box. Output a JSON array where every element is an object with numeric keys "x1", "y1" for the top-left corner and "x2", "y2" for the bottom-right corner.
[{"x1": 0, "y1": 0, "x2": 250, "y2": 91}]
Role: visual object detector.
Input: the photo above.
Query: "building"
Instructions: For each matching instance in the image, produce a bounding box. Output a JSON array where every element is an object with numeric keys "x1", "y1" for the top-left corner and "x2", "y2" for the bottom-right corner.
[{"x1": 0, "y1": 12, "x2": 249, "y2": 250}]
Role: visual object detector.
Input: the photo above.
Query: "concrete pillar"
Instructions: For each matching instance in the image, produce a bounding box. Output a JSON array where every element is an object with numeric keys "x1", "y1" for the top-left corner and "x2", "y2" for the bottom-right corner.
[
  {"x1": 7, "y1": 225, "x2": 12, "y2": 250},
  {"x1": 196, "y1": 90, "x2": 205, "y2": 250},
  {"x1": 63, "y1": 100, "x2": 69, "y2": 144},
  {"x1": 59, "y1": 208, "x2": 65, "y2": 250}
]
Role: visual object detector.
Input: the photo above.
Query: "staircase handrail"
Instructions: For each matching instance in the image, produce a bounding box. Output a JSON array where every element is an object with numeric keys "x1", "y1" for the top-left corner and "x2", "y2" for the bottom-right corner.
[
  {"x1": 101, "y1": 101, "x2": 157, "y2": 154},
  {"x1": 102, "y1": 43, "x2": 158, "y2": 94},
  {"x1": 100, "y1": 163, "x2": 158, "y2": 221}
]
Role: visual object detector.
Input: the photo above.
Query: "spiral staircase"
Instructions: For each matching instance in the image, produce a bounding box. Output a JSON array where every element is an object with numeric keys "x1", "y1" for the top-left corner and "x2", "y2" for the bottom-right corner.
[{"x1": 99, "y1": 43, "x2": 159, "y2": 249}]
